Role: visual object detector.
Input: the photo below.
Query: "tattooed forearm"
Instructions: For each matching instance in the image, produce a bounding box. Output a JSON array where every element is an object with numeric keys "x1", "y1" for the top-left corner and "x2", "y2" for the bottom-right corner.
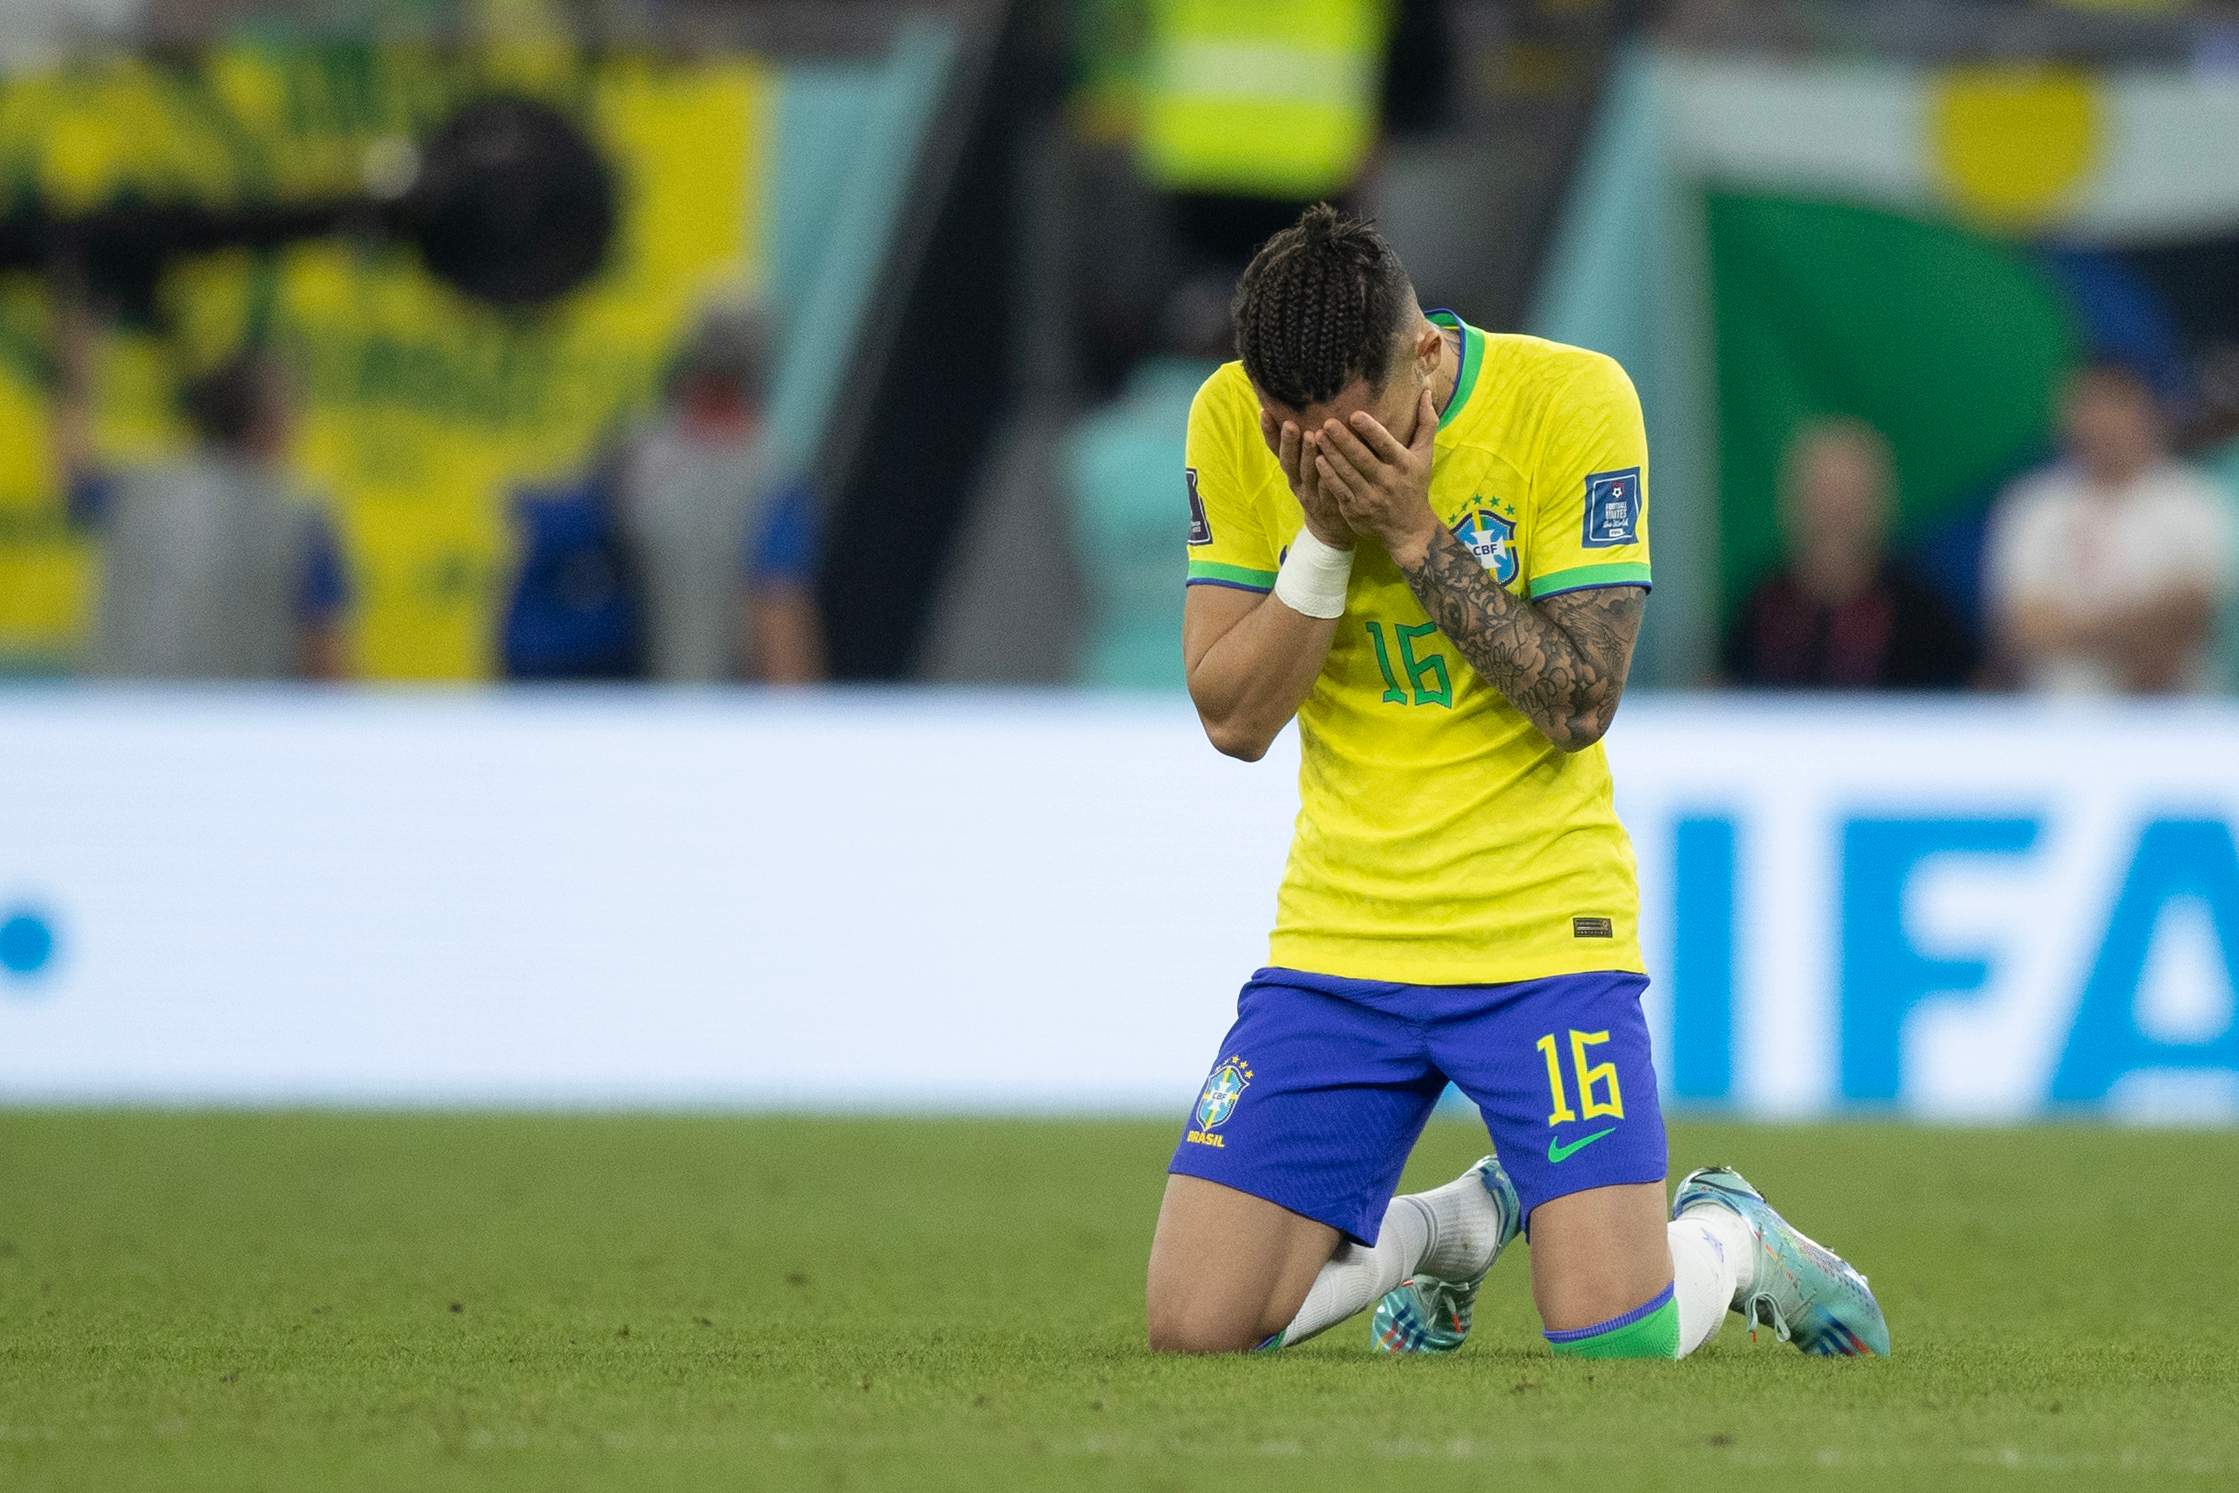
[{"x1": 1396, "y1": 524, "x2": 1646, "y2": 750}]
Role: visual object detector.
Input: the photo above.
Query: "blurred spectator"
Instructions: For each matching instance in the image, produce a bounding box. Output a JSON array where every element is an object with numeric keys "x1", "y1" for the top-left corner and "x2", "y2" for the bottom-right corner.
[
  {"x1": 1068, "y1": 2, "x2": 1445, "y2": 392},
  {"x1": 502, "y1": 301, "x2": 823, "y2": 684},
  {"x1": 498, "y1": 460, "x2": 645, "y2": 683},
  {"x1": 58, "y1": 327, "x2": 350, "y2": 681},
  {"x1": 1723, "y1": 418, "x2": 1978, "y2": 690},
  {"x1": 1063, "y1": 279, "x2": 1233, "y2": 687},
  {"x1": 1139, "y1": 0, "x2": 1395, "y2": 272},
  {"x1": 1985, "y1": 362, "x2": 2239, "y2": 695}
]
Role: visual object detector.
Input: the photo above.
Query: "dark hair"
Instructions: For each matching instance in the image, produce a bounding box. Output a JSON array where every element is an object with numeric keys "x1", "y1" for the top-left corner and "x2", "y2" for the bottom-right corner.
[
  {"x1": 179, "y1": 351, "x2": 278, "y2": 449},
  {"x1": 1231, "y1": 204, "x2": 1415, "y2": 408},
  {"x1": 665, "y1": 300, "x2": 772, "y2": 405}
]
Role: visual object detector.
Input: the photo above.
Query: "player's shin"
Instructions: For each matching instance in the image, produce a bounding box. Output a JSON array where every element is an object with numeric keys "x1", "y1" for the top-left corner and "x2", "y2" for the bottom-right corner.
[
  {"x1": 1538, "y1": 1215, "x2": 1749, "y2": 1360},
  {"x1": 1667, "y1": 1212, "x2": 1751, "y2": 1357}
]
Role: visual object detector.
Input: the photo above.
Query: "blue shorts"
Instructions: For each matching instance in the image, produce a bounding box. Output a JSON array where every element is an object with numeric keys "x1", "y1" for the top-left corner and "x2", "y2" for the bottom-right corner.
[{"x1": 1167, "y1": 967, "x2": 1667, "y2": 1245}]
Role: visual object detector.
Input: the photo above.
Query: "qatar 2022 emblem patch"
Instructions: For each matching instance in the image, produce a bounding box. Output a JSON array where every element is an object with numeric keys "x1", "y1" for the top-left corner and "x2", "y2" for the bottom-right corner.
[
  {"x1": 1453, "y1": 502, "x2": 1519, "y2": 586},
  {"x1": 1187, "y1": 1054, "x2": 1253, "y2": 1147}
]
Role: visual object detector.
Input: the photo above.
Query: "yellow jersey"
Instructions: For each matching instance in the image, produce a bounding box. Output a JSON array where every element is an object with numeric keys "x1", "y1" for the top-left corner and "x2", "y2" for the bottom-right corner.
[{"x1": 1183, "y1": 313, "x2": 1652, "y2": 984}]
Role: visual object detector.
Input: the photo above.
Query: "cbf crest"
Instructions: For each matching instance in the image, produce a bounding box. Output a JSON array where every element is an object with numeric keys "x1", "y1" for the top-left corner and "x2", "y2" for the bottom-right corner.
[
  {"x1": 1187, "y1": 1054, "x2": 1253, "y2": 1148},
  {"x1": 1453, "y1": 501, "x2": 1520, "y2": 586}
]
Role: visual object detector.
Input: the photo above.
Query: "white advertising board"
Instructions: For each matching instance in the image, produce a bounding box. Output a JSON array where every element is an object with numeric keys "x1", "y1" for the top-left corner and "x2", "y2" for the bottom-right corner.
[{"x1": 1, "y1": 693, "x2": 2233, "y2": 1119}]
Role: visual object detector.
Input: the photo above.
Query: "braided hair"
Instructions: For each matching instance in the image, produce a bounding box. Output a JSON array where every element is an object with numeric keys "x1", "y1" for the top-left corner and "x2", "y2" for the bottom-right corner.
[{"x1": 1231, "y1": 204, "x2": 1415, "y2": 409}]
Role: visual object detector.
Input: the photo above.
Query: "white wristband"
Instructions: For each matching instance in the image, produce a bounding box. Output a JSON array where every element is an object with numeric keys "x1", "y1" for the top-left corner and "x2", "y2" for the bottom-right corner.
[{"x1": 1272, "y1": 526, "x2": 1355, "y2": 619}]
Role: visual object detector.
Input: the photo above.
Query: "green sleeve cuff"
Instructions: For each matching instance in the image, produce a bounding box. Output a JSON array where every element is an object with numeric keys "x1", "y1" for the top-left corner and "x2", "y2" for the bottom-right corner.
[
  {"x1": 1187, "y1": 558, "x2": 1278, "y2": 591},
  {"x1": 1529, "y1": 561, "x2": 1652, "y2": 599}
]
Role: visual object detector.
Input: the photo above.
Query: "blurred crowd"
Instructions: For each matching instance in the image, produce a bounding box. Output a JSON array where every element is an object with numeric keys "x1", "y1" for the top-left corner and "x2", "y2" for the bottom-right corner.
[
  {"x1": 498, "y1": 303, "x2": 824, "y2": 686},
  {"x1": 1725, "y1": 369, "x2": 2239, "y2": 696},
  {"x1": 64, "y1": 316, "x2": 2237, "y2": 698},
  {"x1": 50, "y1": 295, "x2": 825, "y2": 688},
  {"x1": 1058, "y1": 0, "x2": 2239, "y2": 700},
  {"x1": 14, "y1": 0, "x2": 2239, "y2": 699}
]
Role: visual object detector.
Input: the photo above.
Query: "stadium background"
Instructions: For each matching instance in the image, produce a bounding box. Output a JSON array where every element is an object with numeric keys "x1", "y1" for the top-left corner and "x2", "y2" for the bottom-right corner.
[
  {"x1": 1, "y1": 2, "x2": 2236, "y2": 1488},
  {"x1": 3, "y1": 0, "x2": 2231, "y2": 1122}
]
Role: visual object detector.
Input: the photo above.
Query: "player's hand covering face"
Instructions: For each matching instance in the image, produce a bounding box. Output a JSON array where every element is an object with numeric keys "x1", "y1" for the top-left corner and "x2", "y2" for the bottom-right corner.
[
  {"x1": 1259, "y1": 406, "x2": 1355, "y2": 550},
  {"x1": 1308, "y1": 387, "x2": 1442, "y2": 567}
]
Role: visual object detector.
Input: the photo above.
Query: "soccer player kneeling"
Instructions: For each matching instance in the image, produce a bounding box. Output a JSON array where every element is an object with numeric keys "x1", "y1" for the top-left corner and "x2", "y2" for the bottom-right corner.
[{"x1": 1146, "y1": 207, "x2": 1888, "y2": 1362}]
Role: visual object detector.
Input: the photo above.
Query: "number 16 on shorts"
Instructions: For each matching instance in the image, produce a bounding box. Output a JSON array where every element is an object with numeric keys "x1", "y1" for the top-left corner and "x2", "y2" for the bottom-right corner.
[{"x1": 1538, "y1": 1029, "x2": 1625, "y2": 1165}]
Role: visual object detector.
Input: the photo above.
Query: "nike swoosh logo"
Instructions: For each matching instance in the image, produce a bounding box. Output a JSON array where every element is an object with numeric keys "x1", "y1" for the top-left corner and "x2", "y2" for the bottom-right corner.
[{"x1": 1546, "y1": 1127, "x2": 1617, "y2": 1164}]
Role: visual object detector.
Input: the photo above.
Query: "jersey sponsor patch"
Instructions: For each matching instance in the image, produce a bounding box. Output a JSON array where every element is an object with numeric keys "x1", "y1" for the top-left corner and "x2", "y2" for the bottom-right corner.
[
  {"x1": 1185, "y1": 467, "x2": 1212, "y2": 546},
  {"x1": 1572, "y1": 916, "x2": 1615, "y2": 939},
  {"x1": 1582, "y1": 468, "x2": 1642, "y2": 548}
]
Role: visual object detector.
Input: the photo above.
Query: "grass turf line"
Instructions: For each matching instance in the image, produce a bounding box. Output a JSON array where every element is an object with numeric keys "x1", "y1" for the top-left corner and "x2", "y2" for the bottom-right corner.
[{"x1": 0, "y1": 1113, "x2": 2232, "y2": 1491}]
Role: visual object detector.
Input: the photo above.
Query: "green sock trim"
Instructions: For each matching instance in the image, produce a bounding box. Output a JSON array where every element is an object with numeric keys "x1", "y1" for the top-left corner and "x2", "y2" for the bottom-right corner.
[{"x1": 1545, "y1": 1289, "x2": 1680, "y2": 1360}]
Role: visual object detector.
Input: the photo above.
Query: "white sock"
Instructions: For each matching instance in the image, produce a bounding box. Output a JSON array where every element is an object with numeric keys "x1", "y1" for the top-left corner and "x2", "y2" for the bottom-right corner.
[
  {"x1": 1667, "y1": 1207, "x2": 1756, "y2": 1358},
  {"x1": 1273, "y1": 1169, "x2": 1505, "y2": 1348}
]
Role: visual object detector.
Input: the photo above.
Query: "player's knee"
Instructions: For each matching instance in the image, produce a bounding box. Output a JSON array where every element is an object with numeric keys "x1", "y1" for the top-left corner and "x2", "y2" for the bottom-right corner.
[
  {"x1": 1145, "y1": 1311, "x2": 1257, "y2": 1354},
  {"x1": 1144, "y1": 1292, "x2": 1264, "y2": 1354},
  {"x1": 1145, "y1": 1318, "x2": 1242, "y2": 1354}
]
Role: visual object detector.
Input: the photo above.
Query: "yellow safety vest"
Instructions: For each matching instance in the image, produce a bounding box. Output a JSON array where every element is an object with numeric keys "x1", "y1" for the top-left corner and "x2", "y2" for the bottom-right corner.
[{"x1": 1139, "y1": 0, "x2": 1391, "y2": 200}]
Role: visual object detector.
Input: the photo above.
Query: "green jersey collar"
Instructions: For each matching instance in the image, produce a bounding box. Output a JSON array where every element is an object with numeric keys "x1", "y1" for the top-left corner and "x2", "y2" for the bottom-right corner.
[{"x1": 1426, "y1": 308, "x2": 1482, "y2": 432}]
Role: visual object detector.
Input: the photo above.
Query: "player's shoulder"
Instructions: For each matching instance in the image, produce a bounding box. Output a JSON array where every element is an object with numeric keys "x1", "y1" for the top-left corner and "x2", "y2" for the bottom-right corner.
[
  {"x1": 1186, "y1": 362, "x2": 1272, "y2": 482},
  {"x1": 1480, "y1": 332, "x2": 1638, "y2": 407},
  {"x1": 1189, "y1": 360, "x2": 1258, "y2": 425},
  {"x1": 1445, "y1": 334, "x2": 1636, "y2": 457}
]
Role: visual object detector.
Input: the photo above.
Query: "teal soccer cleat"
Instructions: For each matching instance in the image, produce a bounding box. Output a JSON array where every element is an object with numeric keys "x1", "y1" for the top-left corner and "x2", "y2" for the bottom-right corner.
[
  {"x1": 1672, "y1": 1165, "x2": 1892, "y2": 1357},
  {"x1": 1370, "y1": 1155, "x2": 1522, "y2": 1356}
]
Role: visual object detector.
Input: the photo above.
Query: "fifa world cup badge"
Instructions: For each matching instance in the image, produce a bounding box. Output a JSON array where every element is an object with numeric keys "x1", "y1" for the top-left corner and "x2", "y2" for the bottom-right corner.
[
  {"x1": 1582, "y1": 468, "x2": 1642, "y2": 546},
  {"x1": 1187, "y1": 1056, "x2": 1253, "y2": 1146}
]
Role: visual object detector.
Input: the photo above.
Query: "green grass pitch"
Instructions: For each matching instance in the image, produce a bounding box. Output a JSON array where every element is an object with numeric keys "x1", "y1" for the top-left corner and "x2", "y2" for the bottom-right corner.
[{"x1": 1, "y1": 1112, "x2": 2234, "y2": 1491}]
